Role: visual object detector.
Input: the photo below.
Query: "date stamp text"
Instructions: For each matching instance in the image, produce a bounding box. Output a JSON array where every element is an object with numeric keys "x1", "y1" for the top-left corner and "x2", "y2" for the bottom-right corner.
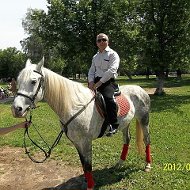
[{"x1": 163, "y1": 163, "x2": 190, "y2": 171}]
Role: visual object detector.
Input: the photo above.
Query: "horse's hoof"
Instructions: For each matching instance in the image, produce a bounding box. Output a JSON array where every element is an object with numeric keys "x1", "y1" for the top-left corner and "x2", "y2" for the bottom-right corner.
[
  {"x1": 144, "y1": 163, "x2": 151, "y2": 172},
  {"x1": 114, "y1": 159, "x2": 124, "y2": 169}
]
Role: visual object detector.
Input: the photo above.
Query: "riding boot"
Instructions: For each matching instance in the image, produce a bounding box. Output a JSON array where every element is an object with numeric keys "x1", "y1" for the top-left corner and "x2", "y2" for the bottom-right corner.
[
  {"x1": 95, "y1": 78, "x2": 119, "y2": 136},
  {"x1": 104, "y1": 97, "x2": 119, "y2": 136}
]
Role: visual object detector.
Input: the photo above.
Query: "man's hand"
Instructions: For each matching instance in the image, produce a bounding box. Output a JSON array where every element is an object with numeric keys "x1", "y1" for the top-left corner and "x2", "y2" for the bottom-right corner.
[
  {"x1": 14, "y1": 121, "x2": 32, "y2": 129},
  {"x1": 88, "y1": 81, "x2": 95, "y2": 91},
  {"x1": 94, "y1": 81, "x2": 102, "y2": 89}
]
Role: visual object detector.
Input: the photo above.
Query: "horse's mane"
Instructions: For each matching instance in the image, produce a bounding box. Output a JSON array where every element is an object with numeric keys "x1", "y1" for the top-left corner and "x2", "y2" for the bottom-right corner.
[
  {"x1": 17, "y1": 65, "x2": 92, "y2": 119},
  {"x1": 43, "y1": 68, "x2": 91, "y2": 119}
]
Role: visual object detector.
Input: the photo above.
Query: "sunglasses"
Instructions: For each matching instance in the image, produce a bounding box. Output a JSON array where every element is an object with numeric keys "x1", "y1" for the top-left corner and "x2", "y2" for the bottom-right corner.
[{"x1": 97, "y1": 38, "x2": 107, "y2": 43}]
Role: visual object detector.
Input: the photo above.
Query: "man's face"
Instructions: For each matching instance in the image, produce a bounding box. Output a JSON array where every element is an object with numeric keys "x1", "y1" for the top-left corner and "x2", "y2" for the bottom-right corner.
[{"x1": 96, "y1": 35, "x2": 108, "y2": 52}]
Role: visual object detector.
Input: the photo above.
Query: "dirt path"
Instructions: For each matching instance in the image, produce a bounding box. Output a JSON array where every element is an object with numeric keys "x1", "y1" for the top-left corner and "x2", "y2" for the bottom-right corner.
[{"x1": 0, "y1": 146, "x2": 85, "y2": 190}]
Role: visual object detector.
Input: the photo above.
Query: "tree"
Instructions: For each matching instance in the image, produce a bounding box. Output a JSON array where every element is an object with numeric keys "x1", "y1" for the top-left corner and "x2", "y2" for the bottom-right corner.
[
  {"x1": 21, "y1": 0, "x2": 190, "y2": 89},
  {"x1": 0, "y1": 48, "x2": 25, "y2": 79},
  {"x1": 31, "y1": 0, "x2": 139, "y2": 77},
  {"x1": 22, "y1": 8, "x2": 46, "y2": 63},
  {"x1": 137, "y1": 0, "x2": 190, "y2": 95}
]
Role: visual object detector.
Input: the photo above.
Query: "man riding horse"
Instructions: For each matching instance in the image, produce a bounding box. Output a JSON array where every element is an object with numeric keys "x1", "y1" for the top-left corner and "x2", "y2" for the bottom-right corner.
[{"x1": 88, "y1": 33, "x2": 120, "y2": 136}]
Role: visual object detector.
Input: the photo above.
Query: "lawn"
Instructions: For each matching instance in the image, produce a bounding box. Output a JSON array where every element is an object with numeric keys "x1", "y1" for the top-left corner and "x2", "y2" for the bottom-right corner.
[{"x1": 0, "y1": 75, "x2": 190, "y2": 190}]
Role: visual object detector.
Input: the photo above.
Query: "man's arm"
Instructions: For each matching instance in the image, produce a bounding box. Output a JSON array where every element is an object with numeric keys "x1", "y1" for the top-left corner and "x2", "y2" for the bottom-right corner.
[
  {"x1": 0, "y1": 121, "x2": 31, "y2": 135},
  {"x1": 100, "y1": 52, "x2": 120, "y2": 83}
]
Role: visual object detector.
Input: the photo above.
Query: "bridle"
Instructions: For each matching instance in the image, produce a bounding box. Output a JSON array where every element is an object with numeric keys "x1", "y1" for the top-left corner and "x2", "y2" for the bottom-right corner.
[
  {"x1": 15, "y1": 69, "x2": 49, "y2": 163},
  {"x1": 16, "y1": 70, "x2": 44, "y2": 108},
  {"x1": 16, "y1": 69, "x2": 96, "y2": 163}
]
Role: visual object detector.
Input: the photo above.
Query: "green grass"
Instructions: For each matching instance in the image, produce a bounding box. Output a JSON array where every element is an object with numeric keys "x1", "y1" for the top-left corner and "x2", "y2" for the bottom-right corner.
[{"x1": 1, "y1": 75, "x2": 190, "y2": 189}]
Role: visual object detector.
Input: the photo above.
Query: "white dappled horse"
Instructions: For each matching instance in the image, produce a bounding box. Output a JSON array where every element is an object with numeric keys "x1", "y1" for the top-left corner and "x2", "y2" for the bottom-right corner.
[{"x1": 12, "y1": 58, "x2": 151, "y2": 190}]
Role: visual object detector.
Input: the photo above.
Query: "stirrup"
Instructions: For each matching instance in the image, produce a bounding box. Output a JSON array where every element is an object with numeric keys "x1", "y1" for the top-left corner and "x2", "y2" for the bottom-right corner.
[{"x1": 106, "y1": 125, "x2": 117, "y2": 137}]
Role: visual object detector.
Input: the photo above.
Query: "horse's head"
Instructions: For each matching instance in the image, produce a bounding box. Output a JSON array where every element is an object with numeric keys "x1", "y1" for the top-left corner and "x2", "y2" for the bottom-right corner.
[{"x1": 12, "y1": 58, "x2": 45, "y2": 118}]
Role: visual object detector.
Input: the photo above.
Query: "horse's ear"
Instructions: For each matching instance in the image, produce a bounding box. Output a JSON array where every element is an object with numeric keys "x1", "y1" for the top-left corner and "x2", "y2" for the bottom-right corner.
[
  {"x1": 26, "y1": 59, "x2": 32, "y2": 67},
  {"x1": 36, "y1": 57, "x2": 44, "y2": 71}
]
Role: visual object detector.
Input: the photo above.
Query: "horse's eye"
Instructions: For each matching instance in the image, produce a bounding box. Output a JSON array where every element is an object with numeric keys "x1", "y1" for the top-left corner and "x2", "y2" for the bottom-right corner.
[{"x1": 31, "y1": 80, "x2": 37, "y2": 85}]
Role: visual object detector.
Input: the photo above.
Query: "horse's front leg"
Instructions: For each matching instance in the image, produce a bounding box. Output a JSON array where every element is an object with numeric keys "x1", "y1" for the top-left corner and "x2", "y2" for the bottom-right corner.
[{"x1": 76, "y1": 141, "x2": 95, "y2": 190}]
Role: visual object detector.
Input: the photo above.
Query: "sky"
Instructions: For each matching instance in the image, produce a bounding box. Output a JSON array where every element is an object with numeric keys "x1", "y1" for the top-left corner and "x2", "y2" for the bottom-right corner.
[{"x1": 0, "y1": 0, "x2": 48, "y2": 51}]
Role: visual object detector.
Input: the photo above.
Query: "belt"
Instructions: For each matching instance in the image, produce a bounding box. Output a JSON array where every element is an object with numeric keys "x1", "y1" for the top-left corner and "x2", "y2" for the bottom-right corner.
[{"x1": 95, "y1": 77, "x2": 115, "y2": 83}]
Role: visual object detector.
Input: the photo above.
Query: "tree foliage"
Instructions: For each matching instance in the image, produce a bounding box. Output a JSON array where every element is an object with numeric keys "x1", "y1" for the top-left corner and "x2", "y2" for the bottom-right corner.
[
  {"x1": 22, "y1": 0, "x2": 140, "y2": 76},
  {"x1": 132, "y1": 0, "x2": 190, "y2": 94},
  {"x1": 21, "y1": 8, "x2": 46, "y2": 63},
  {"x1": 19, "y1": 0, "x2": 190, "y2": 95},
  {"x1": 0, "y1": 48, "x2": 26, "y2": 79}
]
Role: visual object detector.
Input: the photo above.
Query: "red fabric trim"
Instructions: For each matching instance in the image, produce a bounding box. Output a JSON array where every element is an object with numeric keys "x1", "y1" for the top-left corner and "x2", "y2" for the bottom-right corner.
[
  {"x1": 146, "y1": 144, "x2": 151, "y2": 163},
  {"x1": 84, "y1": 172, "x2": 95, "y2": 188},
  {"x1": 120, "y1": 144, "x2": 129, "y2": 161},
  {"x1": 116, "y1": 94, "x2": 130, "y2": 117}
]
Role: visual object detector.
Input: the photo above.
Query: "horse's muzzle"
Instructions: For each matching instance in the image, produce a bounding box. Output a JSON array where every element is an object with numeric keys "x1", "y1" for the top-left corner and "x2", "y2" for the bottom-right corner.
[{"x1": 11, "y1": 105, "x2": 29, "y2": 118}]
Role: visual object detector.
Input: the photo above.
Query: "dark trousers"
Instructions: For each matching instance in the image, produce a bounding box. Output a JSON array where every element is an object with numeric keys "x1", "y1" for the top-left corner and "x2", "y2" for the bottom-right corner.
[{"x1": 95, "y1": 77, "x2": 119, "y2": 128}]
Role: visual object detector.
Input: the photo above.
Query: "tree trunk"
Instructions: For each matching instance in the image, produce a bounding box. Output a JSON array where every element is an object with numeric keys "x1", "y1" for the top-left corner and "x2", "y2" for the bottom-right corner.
[
  {"x1": 165, "y1": 69, "x2": 169, "y2": 78},
  {"x1": 176, "y1": 68, "x2": 182, "y2": 80},
  {"x1": 146, "y1": 67, "x2": 150, "y2": 79},
  {"x1": 126, "y1": 71, "x2": 133, "y2": 80},
  {"x1": 154, "y1": 71, "x2": 165, "y2": 95}
]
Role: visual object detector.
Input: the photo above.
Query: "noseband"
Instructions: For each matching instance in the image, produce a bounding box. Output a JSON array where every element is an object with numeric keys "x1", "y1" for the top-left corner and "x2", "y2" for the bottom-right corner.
[{"x1": 16, "y1": 70, "x2": 44, "y2": 107}]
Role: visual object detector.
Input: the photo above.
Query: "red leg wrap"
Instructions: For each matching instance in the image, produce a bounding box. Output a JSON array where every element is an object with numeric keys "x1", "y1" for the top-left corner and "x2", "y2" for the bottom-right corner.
[
  {"x1": 146, "y1": 144, "x2": 151, "y2": 163},
  {"x1": 84, "y1": 171, "x2": 95, "y2": 189},
  {"x1": 120, "y1": 144, "x2": 129, "y2": 161}
]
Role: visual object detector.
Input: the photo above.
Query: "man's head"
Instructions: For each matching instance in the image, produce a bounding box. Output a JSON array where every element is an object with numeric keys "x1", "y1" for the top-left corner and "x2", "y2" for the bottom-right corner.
[{"x1": 96, "y1": 33, "x2": 109, "y2": 52}]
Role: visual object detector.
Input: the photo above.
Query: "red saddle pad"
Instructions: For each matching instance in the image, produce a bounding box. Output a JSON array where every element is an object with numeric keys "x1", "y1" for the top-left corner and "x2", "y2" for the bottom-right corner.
[
  {"x1": 116, "y1": 93, "x2": 130, "y2": 117},
  {"x1": 95, "y1": 93, "x2": 130, "y2": 118}
]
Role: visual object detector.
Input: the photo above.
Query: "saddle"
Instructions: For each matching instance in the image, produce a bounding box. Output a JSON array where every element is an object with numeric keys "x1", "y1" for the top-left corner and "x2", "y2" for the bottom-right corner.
[{"x1": 95, "y1": 86, "x2": 130, "y2": 137}]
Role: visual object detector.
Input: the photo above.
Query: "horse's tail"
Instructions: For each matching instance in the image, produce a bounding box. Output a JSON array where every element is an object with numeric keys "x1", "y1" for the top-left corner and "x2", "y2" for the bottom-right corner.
[{"x1": 136, "y1": 119, "x2": 145, "y2": 155}]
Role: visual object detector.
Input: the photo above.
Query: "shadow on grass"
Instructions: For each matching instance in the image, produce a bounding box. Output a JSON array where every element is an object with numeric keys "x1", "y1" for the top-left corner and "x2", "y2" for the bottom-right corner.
[
  {"x1": 42, "y1": 165, "x2": 140, "y2": 190},
  {"x1": 150, "y1": 94, "x2": 190, "y2": 113}
]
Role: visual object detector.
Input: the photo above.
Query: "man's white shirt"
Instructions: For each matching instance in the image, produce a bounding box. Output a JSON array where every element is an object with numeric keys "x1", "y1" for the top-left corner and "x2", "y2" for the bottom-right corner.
[{"x1": 88, "y1": 46, "x2": 120, "y2": 83}]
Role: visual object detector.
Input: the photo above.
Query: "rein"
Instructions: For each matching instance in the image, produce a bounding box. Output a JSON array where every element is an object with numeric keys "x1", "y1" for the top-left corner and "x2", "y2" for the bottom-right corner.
[
  {"x1": 24, "y1": 111, "x2": 65, "y2": 163},
  {"x1": 24, "y1": 94, "x2": 95, "y2": 163}
]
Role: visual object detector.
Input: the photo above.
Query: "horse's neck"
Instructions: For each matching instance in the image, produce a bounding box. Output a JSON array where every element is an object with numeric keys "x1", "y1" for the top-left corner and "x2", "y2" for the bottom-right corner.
[{"x1": 43, "y1": 68, "x2": 91, "y2": 120}]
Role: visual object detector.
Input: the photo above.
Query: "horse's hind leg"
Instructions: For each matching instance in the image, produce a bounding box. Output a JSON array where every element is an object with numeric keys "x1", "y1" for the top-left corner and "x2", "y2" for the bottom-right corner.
[
  {"x1": 115, "y1": 124, "x2": 130, "y2": 168},
  {"x1": 137, "y1": 113, "x2": 151, "y2": 172}
]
